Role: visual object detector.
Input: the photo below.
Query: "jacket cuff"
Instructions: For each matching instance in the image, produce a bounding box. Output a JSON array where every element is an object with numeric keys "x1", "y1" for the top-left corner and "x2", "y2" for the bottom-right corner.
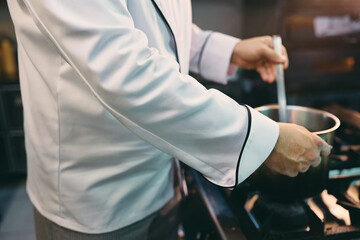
[
  {"x1": 236, "y1": 106, "x2": 279, "y2": 184},
  {"x1": 199, "y1": 32, "x2": 239, "y2": 85}
]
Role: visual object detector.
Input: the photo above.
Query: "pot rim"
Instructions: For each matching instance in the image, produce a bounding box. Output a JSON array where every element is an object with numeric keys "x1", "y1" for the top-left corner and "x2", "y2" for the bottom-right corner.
[{"x1": 255, "y1": 104, "x2": 341, "y2": 135}]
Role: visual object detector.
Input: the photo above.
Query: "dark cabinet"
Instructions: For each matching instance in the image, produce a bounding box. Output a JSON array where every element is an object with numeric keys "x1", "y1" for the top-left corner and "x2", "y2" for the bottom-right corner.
[
  {"x1": 0, "y1": 136, "x2": 10, "y2": 172},
  {"x1": 9, "y1": 134, "x2": 26, "y2": 172},
  {"x1": 2, "y1": 88, "x2": 23, "y2": 130},
  {"x1": 0, "y1": 83, "x2": 26, "y2": 174},
  {"x1": 0, "y1": 0, "x2": 25, "y2": 174}
]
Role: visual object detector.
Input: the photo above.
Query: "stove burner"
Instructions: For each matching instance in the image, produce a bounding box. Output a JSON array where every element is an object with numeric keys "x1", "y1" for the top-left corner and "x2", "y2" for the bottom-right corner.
[
  {"x1": 247, "y1": 193, "x2": 310, "y2": 231},
  {"x1": 183, "y1": 104, "x2": 360, "y2": 239}
]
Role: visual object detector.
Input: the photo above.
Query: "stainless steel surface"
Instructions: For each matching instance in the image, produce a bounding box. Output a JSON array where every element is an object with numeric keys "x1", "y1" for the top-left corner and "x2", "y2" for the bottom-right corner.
[
  {"x1": 255, "y1": 104, "x2": 340, "y2": 142},
  {"x1": 249, "y1": 104, "x2": 341, "y2": 201}
]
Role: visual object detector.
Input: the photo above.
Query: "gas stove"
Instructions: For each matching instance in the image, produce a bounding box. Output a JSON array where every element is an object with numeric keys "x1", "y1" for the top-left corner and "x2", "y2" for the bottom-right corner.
[{"x1": 181, "y1": 104, "x2": 360, "y2": 240}]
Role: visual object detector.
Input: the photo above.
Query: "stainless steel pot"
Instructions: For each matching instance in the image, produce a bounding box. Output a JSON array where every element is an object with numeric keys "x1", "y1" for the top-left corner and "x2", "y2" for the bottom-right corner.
[{"x1": 248, "y1": 105, "x2": 340, "y2": 201}]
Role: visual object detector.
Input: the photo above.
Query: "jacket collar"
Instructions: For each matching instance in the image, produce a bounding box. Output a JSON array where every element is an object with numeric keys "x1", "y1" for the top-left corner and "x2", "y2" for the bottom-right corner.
[{"x1": 151, "y1": 0, "x2": 182, "y2": 72}]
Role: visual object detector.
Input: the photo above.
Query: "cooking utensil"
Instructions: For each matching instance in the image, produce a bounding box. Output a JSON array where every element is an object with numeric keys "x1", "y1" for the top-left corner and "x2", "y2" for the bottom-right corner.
[
  {"x1": 248, "y1": 105, "x2": 340, "y2": 202},
  {"x1": 273, "y1": 36, "x2": 287, "y2": 122}
]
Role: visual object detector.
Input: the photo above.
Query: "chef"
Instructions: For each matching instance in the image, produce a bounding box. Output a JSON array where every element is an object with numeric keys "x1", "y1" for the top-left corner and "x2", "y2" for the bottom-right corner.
[{"x1": 7, "y1": 0, "x2": 331, "y2": 239}]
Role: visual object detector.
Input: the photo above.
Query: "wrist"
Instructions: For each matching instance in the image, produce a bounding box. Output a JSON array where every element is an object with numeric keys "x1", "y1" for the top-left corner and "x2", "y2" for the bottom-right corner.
[{"x1": 230, "y1": 40, "x2": 241, "y2": 66}]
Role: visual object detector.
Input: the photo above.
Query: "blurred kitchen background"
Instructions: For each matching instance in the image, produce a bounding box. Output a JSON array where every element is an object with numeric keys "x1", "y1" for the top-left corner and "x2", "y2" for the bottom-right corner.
[{"x1": 0, "y1": 0, "x2": 360, "y2": 239}]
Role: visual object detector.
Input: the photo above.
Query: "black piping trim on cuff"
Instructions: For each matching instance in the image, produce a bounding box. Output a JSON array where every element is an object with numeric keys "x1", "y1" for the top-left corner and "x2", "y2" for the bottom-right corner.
[
  {"x1": 198, "y1": 32, "x2": 213, "y2": 76},
  {"x1": 199, "y1": 104, "x2": 252, "y2": 189},
  {"x1": 233, "y1": 104, "x2": 252, "y2": 188}
]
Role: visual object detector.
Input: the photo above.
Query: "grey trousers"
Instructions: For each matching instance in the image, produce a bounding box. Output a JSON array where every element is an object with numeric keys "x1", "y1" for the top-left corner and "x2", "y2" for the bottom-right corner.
[{"x1": 33, "y1": 186, "x2": 182, "y2": 240}]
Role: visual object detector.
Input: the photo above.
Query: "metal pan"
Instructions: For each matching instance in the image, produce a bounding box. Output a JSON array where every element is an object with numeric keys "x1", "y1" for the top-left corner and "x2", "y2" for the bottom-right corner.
[{"x1": 248, "y1": 105, "x2": 340, "y2": 202}]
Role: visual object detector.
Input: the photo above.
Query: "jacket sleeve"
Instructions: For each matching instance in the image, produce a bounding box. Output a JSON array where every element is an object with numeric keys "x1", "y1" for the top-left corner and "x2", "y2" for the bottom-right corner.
[
  {"x1": 189, "y1": 24, "x2": 239, "y2": 85},
  {"x1": 21, "y1": 0, "x2": 279, "y2": 187}
]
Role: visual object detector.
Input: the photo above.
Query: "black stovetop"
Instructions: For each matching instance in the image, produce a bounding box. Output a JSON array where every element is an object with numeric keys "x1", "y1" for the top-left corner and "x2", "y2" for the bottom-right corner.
[{"x1": 182, "y1": 107, "x2": 360, "y2": 240}]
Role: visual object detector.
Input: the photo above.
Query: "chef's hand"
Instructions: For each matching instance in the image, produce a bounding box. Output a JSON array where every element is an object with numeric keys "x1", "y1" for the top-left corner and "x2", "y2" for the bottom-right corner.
[
  {"x1": 264, "y1": 123, "x2": 332, "y2": 177},
  {"x1": 230, "y1": 36, "x2": 289, "y2": 83}
]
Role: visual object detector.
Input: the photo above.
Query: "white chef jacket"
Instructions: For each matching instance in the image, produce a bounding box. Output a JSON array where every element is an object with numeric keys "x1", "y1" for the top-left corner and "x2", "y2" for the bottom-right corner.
[{"x1": 7, "y1": 0, "x2": 279, "y2": 234}]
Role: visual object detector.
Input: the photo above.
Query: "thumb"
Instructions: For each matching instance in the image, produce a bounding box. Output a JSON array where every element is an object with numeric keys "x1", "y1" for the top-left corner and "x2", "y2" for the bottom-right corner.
[
  {"x1": 313, "y1": 134, "x2": 332, "y2": 157},
  {"x1": 320, "y1": 142, "x2": 332, "y2": 157},
  {"x1": 262, "y1": 46, "x2": 286, "y2": 64}
]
